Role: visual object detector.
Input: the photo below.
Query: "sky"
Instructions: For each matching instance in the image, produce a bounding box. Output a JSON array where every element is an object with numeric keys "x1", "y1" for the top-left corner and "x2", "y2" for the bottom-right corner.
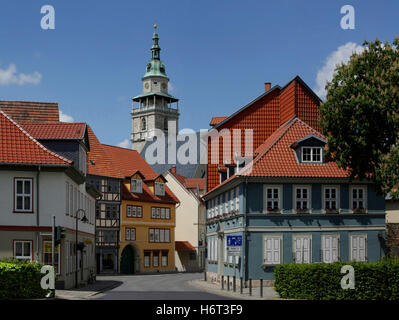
[{"x1": 0, "y1": 0, "x2": 398, "y2": 148}]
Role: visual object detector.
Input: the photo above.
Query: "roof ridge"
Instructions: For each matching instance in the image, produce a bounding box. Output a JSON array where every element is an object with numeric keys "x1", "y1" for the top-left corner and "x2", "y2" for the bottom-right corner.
[{"x1": 0, "y1": 111, "x2": 72, "y2": 164}]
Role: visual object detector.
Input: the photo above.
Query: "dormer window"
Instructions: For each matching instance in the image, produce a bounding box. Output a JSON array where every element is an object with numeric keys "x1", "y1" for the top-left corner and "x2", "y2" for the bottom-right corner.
[
  {"x1": 155, "y1": 182, "x2": 165, "y2": 196},
  {"x1": 301, "y1": 147, "x2": 322, "y2": 163},
  {"x1": 131, "y1": 179, "x2": 142, "y2": 193}
]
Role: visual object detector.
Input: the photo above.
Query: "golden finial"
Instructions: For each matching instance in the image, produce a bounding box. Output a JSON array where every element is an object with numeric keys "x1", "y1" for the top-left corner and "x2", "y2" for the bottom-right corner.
[{"x1": 154, "y1": 24, "x2": 157, "y2": 29}]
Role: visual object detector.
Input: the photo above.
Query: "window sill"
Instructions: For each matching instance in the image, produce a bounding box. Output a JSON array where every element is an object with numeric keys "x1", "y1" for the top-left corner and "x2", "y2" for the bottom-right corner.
[
  {"x1": 261, "y1": 263, "x2": 279, "y2": 268},
  {"x1": 13, "y1": 211, "x2": 34, "y2": 214}
]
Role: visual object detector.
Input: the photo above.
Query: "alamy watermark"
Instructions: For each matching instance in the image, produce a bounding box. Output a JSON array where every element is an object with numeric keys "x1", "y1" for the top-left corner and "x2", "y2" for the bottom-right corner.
[{"x1": 340, "y1": 265, "x2": 355, "y2": 290}]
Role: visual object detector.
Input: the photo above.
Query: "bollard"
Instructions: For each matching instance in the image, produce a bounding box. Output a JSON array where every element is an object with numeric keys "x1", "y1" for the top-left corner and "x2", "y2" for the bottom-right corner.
[
  {"x1": 233, "y1": 276, "x2": 236, "y2": 292},
  {"x1": 221, "y1": 275, "x2": 224, "y2": 290},
  {"x1": 249, "y1": 278, "x2": 252, "y2": 296},
  {"x1": 227, "y1": 276, "x2": 230, "y2": 291},
  {"x1": 260, "y1": 278, "x2": 263, "y2": 298},
  {"x1": 204, "y1": 271, "x2": 207, "y2": 282},
  {"x1": 240, "y1": 277, "x2": 243, "y2": 294}
]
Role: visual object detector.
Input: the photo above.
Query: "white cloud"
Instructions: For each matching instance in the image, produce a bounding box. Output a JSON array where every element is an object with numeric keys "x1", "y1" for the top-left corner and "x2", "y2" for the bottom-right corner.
[
  {"x1": 314, "y1": 42, "x2": 364, "y2": 99},
  {"x1": 0, "y1": 63, "x2": 42, "y2": 85},
  {"x1": 117, "y1": 139, "x2": 131, "y2": 149},
  {"x1": 59, "y1": 110, "x2": 74, "y2": 122}
]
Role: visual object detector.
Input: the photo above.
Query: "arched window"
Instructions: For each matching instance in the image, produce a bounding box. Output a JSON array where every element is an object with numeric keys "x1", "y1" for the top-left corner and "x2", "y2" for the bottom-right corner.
[{"x1": 141, "y1": 117, "x2": 146, "y2": 131}]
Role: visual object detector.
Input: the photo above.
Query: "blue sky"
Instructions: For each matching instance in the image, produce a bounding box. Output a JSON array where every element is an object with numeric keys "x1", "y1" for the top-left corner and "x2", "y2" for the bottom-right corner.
[{"x1": 0, "y1": 0, "x2": 398, "y2": 147}]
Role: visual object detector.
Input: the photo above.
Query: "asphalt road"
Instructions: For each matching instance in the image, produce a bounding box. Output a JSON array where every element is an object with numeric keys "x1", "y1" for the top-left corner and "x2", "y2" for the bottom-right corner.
[{"x1": 92, "y1": 273, "x2": 236, "y2": 300}]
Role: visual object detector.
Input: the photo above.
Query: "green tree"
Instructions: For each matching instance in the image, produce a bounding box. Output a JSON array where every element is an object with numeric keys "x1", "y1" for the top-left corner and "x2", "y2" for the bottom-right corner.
[{"x1": 320, "y1": 38, "x2": 399, "y2": 198}]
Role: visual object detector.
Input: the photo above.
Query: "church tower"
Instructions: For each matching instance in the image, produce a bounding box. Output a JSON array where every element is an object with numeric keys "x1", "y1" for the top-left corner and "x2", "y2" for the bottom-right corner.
[{"x1": 131, "y1": 25, "x2": 179, "y2": 153}]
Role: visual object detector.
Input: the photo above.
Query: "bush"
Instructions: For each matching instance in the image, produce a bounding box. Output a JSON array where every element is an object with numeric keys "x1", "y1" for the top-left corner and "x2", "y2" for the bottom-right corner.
[
  {"x1": 274, "y1": 259, "x2": 399, "y2": 300},
  {"x1": 0, "y1": 261, "x2": 51, "y2": 299}
]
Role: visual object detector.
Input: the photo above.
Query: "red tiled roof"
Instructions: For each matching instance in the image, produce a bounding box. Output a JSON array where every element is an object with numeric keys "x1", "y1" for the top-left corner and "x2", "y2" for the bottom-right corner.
[
  {"x1": 204, "y1": 117, "x2": 349, "y2": 196},
  {"x1": 0, "y1": 111, "x2": 72, "y2": 166},
  {"x1": 209, "y1": 116, "x2": 227, "y2": 126},
  {"x1": 103, "y1": 144, "x2": 179, "y2": 204},
  {"x1": 22, "y1": 122, "x2": 86, "y2": 140},
  {"x1": 175, "y1": 241, "x2": 196, "y2": 251},
  {"x1": 169, "y1": 168, "x2": 205, "y2": 191},
  {"x1": 0, "y1": 101, "x2": 59, "y2": 123},
  {"x1": 86, "y1": 126, "x2": 124, "y2": 179},
  {"x1": 242, "y1": 117, "x2": 349, "y2": 178}
]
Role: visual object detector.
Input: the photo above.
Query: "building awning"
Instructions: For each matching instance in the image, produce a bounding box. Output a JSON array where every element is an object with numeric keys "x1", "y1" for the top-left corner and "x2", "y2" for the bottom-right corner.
[{"x1": 175, "y1": 241, "x2": 196, "y2": 252}]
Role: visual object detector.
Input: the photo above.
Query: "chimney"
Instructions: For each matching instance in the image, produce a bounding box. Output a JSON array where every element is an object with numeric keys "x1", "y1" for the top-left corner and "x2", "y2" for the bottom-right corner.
[
  {"x1": 264, "y1": 82, "x2": 271, "y2": 92},
  {"x1": 170, "y1": 166, "x2": 176, "y2": 174}
]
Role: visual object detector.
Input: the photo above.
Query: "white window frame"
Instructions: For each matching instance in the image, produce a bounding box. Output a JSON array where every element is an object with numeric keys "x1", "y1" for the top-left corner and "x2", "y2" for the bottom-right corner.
[
  {"x1": 322, "y1": 185, "x2": 340, "y2": 212},
  {"x1": 292, "y1": 234, "x2": 312, "y2": 264},
  {"x1": 301, "y1": 146, "x2": 323, "y2": 163},
  {"x1": 14, "y1": 178, "x2": 33, "y2": 212},
  {"x1": 165, "y1": 208, "x2": 170, "y2": 219},
  {"x1": 162, "y1": 252, "x2": 168, "y2": 266},
  {"x1": 235, "y1": 187, "x2": 240, "y2": 212},
  {"x1": 262, "y1": 235, "x2": 282, "y2": 265},
  {"x1": 350, "y1": 185, "x2": 367, "y2": 212},
  {"x1": 293, "y1": 185, "x2": 311, "y2": 212},
  {"x1": 144, "y1": 252, "x2": 150, "y2": 267},
  {"x1": 230, "y1": 189, "x2": 234, "y2": 212},
  {"x1": 153, "y1": 252, "x2": 159, "y2": 267},
  {"x1": 155, "y1": 182, "x2": 165, "y2": 196},
  {"x1": 322, "y1": 234, "x2": 340, "y2": 263},
  {"x1": 219, "y1": 195, "x2": 223, "y2": 216},
  {"x1": 264, "y1": 185, "x2": 282, "y2": 213},
  {"x1": 126, "y1": 228, "x2": 131, "y2": 241},
  {"x1": 350, "y1": 234, "x2": 367, "y2": 262},
  {"x1": 130, "y1": 228, "x2": 136, "y2": 241},
  {"x1": 14, "y1": 240, "x2": 32, "y2": 261},
  {"x1": 131, "y1": 178, "x2": 142, "y2": 193}
]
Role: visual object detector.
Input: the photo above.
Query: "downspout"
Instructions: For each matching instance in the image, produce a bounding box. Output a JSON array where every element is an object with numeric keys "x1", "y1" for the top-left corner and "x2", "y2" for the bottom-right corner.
[
  {"x1": 36, "y1": 165, "x2": 41, "y2": 262},
  {"x1": 243, "y1": 177, "x2": 248, "y2": 283}
]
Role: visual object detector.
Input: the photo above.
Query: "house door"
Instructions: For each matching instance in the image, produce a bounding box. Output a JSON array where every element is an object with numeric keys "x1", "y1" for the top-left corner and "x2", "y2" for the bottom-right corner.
[
  {"x1": 120, "y1": 245, "x2": 134, "y2": 274},
  {"x1": 217, "y1": 234, "x2": 224, "y2": 275}
]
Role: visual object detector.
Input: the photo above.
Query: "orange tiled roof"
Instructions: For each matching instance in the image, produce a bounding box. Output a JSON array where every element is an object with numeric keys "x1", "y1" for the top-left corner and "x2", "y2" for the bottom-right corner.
[
  {"x1": 0, "y1": 101, "x2": 59, "y2": 123},
  {"x1": 86, "y1": 126, "x2": 124, "y2": 179},
  {"x1": 175, "y1": 241, "x2": 196, "y2": 251},
  {"x1": 0, "y1": 111, "x2": 72, "y2": 166},
  {"x1": 204, "y1": 117, "x2": 349, "y2": 196},
  {"x1": 103, "y1": 144, "x2": 179, "y2": 204},
  {"x1": 209, "y1": 116, "x2": 227, "y2": 126},
  {"x1": 22, "y1": 122, "x2": 86, "y2": 140},
  {"x1": 169, "y1": 169, "x2": 205, "y2": 191}
]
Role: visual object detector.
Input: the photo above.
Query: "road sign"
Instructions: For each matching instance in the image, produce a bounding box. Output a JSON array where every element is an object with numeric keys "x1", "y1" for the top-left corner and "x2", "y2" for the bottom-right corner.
[
  {"x1": 227, "y1": 246, "x2": 241, "y2": 256},
  {"x1": 227, "y1": 235, "x2": 242, "y2": 246}
]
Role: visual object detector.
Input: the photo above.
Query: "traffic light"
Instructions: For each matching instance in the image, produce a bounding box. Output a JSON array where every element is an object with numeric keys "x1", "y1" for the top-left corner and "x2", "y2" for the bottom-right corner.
[{"x1": 54, "y1": 226, "x2": 66, "y2": 246}]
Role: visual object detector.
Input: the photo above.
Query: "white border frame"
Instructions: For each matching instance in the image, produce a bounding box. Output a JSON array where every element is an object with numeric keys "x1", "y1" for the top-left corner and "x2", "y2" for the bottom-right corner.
[
  {"x1": 321, "y1": 233, "x2": 340, "y2": 263},
  {"x1": 293, "y1": 184, "x2": 312, "y2": 213},
  {"x1": 263, "y1": 184, "x2": 283, "y2": 213},
  {"x1": 321, "y1": 185, "x2": 340, "y2": 213},
  {"x1": 349, "y1": 185, "x2": 368, "y2": 212},
  {"x1": 349, "y1": 233, "x2": 368, "y2": 262},
  {"x1": 301, "y1": 146, "x2": 323, "y2": 163}
]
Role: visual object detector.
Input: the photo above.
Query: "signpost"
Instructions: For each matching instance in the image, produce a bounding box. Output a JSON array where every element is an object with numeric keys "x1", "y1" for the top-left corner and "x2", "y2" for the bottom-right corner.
[{"x1": 226, "y1": 235, "x2": 242, "y2": 286}]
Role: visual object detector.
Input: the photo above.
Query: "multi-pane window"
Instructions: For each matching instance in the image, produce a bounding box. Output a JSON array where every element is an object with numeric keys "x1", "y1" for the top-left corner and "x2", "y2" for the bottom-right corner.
[
  {"x1": 105, "y1": 204, "x2": 118, "y2": 219},
  {"x1": 144, "y1": 251, "x2": 150, "y2": 267},
  {"x1": 351, "y1": 186, "x2": 367, "y2": 210},
  {"x1": 219, "y1": 195, "x2": 223, "y2": 216},
  {"x1": 131, "y1": 179, "x2": 142, "y2": 193},
  {"x1": 322, "y1": 235, "x2": 339, "y2": 263},
  {"x1": 14, "y1": 178, "x2": 33, "y2": 212},
  {"x1": 235, "y1": 187, "x2": 240, "y2": 211},
  {"x1": 351, "y1": 235, "x2": 367, "y2": 262},
  {"x1": 230, "y1": 189, "x2": 234, "y2": 212},
  {"x1": 14, "y1": 240, "x2": 32, "y2": 261},
  {"x1": 127, "y1": 205, "x2": 142, "y2": 218},
  {"x1": 150, "y1": 207, "x2": 170, "y2": 219},
  {"x1": 153, "y1": 251, "x2": 159, "y2": 267},
  {"x1": 265, "y1": 186, "x2": 280, "y2": 211},
  {"x1": 161, "y1": 251, "x2": 168, "y2": 266},
  {"x1": 295, "y1": 186, "x2": 310, "y2": 211},
  {"x1": 149, "y1": 229, "x2": 170, "y2": 243},
  {"x1": 263, "y1": 236, "x2": 281, "y2": 265},
  {"x1": 154, "y1": 182, "x2": 165, "y2": 196},
  {"x1": 208, "y1": 237, "x2": 218, "y2": 261},
  {"x1": 324, "y1": 187, "x2": 338, "y2": 210},
  {"x1": 302, "y1": 147, "x2": 322, "y2": 163},
  {"x1": 125, "y1": 228, "x2": 136, "y2": 241},
  {"x1": 293, "y1": 235, "x2": 311, "y2": 264},
  {"x1": 215, "y1": 197, "x2": 219, "y2": 216}
]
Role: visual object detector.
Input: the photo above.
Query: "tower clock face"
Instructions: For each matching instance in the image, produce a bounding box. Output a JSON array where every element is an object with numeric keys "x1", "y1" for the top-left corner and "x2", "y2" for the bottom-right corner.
[
  {"x1": 144, "y1": 82, "x2": 149, "y2": 89},
  {"x1": 162, "y1": 83, "x2": 167, "y2": 90}
]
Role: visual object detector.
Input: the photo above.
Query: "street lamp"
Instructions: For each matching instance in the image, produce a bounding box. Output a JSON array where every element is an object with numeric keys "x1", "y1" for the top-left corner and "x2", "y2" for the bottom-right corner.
[{"x1": 75, "y1": 208, "x2": 88, "y2": 288}]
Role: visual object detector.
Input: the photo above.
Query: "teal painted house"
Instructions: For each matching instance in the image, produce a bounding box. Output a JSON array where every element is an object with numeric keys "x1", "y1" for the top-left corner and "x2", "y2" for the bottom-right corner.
[{"x1": 203, "y1": 117, "x2": 387, "y2": 287}]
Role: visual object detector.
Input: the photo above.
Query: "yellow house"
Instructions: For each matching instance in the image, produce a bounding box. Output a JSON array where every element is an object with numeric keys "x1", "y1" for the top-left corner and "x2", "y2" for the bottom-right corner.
[{"x1": 103, "y1": 145, "x2": 179, "y2": 274}]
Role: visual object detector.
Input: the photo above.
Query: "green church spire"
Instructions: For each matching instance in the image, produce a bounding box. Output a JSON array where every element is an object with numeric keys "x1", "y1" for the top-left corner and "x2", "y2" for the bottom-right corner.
[{"x1": 143, "y1": 24, "x2": 168, "y2": 79}]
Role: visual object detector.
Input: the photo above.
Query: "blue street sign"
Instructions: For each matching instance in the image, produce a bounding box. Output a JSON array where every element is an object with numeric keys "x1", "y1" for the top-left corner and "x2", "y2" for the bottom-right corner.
[{"x1": 227, "y1": 235, "x2": 242, "y2": 246}]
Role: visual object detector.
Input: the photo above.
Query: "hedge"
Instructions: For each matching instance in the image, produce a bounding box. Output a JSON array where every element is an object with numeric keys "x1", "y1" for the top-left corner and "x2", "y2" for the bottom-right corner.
[
  {"x1": 0, "y1": 259, "x2": 51, "y2": 299},
  {"x1": 274, "y1": 259, "x2": 399, "y2": 300}
]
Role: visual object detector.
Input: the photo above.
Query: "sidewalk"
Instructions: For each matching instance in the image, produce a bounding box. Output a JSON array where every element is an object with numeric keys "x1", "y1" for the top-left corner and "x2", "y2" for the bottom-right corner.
[
  {"x1": 188, "y1": 279, "x2": 282, "y2": 300},
  {"x1": 55, "y1": 280, "x2": 122, "y2": 300}
]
